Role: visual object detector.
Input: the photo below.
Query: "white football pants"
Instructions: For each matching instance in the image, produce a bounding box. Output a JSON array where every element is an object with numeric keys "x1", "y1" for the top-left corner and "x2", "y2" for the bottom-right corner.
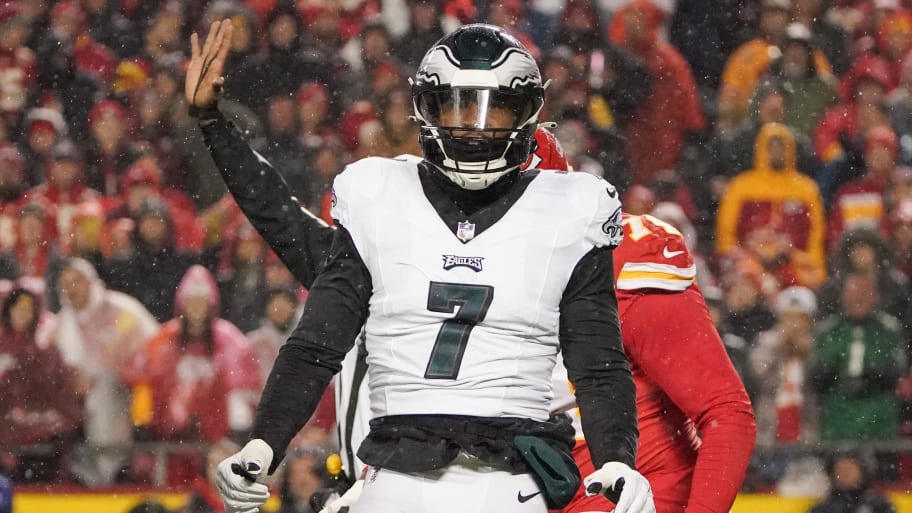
[{"x1": 349, "y1": 451, "x2": 547, "y2": 513}]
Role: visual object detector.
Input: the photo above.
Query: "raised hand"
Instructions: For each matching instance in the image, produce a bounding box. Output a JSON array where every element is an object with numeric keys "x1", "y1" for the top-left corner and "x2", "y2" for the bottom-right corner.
[{"x1": 186, "y1": 19, "x2": 234, "y2": 109}]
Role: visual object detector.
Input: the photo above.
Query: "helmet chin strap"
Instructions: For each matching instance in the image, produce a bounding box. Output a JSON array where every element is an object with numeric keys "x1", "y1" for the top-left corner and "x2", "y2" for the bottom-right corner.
[{"x1": 441, "y1": 167, "x2": 514, "y2": 190}]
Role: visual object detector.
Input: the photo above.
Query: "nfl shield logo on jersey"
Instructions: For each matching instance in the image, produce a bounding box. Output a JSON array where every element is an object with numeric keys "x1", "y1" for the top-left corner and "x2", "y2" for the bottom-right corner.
[{"x1": 456, "y1": 220, "x2": 476, "y2": 242}]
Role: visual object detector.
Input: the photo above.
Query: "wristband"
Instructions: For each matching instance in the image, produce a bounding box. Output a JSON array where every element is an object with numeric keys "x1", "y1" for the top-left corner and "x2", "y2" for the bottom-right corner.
[{"x1": 189, "y1": 103, "x2": 220, "y2": 120}]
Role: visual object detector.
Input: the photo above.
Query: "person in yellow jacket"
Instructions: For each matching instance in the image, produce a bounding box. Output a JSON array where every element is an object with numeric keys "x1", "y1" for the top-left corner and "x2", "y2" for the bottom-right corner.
[
  {"x1": 716, "y1": 123, "x2": 827, "y2": 289},
  {"x1": 717, "y1": 0, "x2": 833, "y2": 132}
]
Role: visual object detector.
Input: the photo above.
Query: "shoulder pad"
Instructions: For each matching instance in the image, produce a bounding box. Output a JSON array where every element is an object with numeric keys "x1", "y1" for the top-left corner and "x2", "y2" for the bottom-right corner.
[
  {"x1": 330, "y1": 157, "x2": 410, "y2": 225},
  {"x1": 577, "y1": 174, "x2": 623, "y2": 249},
  {"x1": 614, "y1": 213, "x2": 696, "y2": 291}
]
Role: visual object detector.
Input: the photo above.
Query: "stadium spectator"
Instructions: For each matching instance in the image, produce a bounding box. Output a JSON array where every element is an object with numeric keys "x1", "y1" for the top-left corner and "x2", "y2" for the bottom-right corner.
[
  {"x1": 85, "y1": 99, "x2": 140, "y2": 196},
  {"x1": 807, "y1": 452, "x2": 897, "y2": 513},
  {"x1": 887, "y1": 52, "x2": 912, "y2": 165},
  {"x1": 48, "y1": 258, "x2": 159, "y2": 485},
  {"x1": 140, "y1": 2, "x2": 185, "y2": 65},
  {"x1": 750, "y1": 286, "x2": 819, "y2": 446},
  {"x1": 277, "y1": 444, "x2": 334, "y2": 513},
  {"x1": 105, "y1": 157, "x2": 204, "y2": 252},
  {"x1": 717, "y1": 0, "x2": 793, "y2": 130},
  {"x1": 817, "y1": 228, "x2": 909, "y2": 322},
  {"x1": 83, "y1": 0, "x2": 140, "y2": 58},
  {"x1": 0, "y1": 3, "x2": 36, "y2": 132},
  {"x1": 876, "y1": 10, "x2": 912, "y2": 89},
  {"x1": 719, "y1": 256, "x2": 777, "y2": 345},
  {"x1": 765, "y1": 23, "x2": 839, "y2": 139},
  {"x1": 791, "y1": 0, "x2": 853, "y2": 76},
  {"x1": 354, "y1": 87, "x2": 421, "y2": 159},
  {"x1": 711, "y1": 80, "x2": 820, "y2": 180},
  {"x1": 295, "y1": 82, "x2": 334, "y2": 152},
  {"x1": 24, "y1": 140, "x2": 101, "y2": 252},
  {"x1": 0, "y1": 200, "x2": 60, "y2": 280},
  {"x1": 810, "y1": 271, "x2": 907, "y2": 441},
  {"x1": 392, "y1": 0, "x2": 446, "y2": 71},
  {"x1": 716, "y1": 123, "x2": 827, "y2": 288},
  {"x1": 262, "y1": 94, "x2": 310, "y2": 190},
  {"x1": 608, "y1": 0, "x2": 706, "y2": 185},
  {"x1": 888, "y1": 198, "x2": 912, "y2": 279},
  {"x1": 828, "y1": 126, "x2": 901, "y2": 248},
  {"x1": 0, "y1": 144, "x2": 28, "y2": 249},
  {"x1": 234, "y1": 6, "x2": 313, "y2": 111},
  {"x1": 123, "y1": 265, "x2": 261, "y2": 483},
  {"x1": 814, "y1": 53, "x2": 893, "y2": 166},
  {"x1": 104, "y1": 198, "x2": 199, "y2": 321},
  {"x1": 21, "y1": 108, "x2": 67, "y2": 185},
  {"x1": 246, "y1": 286, "x2": 302, "y2": 382},
  {"x1": 216, "y1": 220, "x2": 269, "y2": 333},
  {"x1": 0, "y1": 286, "x2": 82, "y2": 483}
]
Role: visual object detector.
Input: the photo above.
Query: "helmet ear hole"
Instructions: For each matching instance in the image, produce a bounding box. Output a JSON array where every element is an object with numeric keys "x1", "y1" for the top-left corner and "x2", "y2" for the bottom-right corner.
[{"x1": 411, "y1": 24, "x2": 544, "y2": 188}]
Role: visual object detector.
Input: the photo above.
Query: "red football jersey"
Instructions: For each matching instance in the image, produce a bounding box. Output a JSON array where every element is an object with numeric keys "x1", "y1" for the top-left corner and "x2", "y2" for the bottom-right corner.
[{"x1": 560, "y1": 214, "x2": 756, "y2": 513}]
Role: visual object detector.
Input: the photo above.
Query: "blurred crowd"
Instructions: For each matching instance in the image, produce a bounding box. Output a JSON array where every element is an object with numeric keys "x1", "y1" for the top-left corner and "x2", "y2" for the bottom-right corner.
[{"x1": 1, "y1": 0, "x2": 912, "y2": 508}]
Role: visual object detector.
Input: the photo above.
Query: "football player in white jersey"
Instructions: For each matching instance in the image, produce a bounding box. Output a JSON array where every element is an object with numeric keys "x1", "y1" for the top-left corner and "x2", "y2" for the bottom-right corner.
[{"x1": 188, "y1": 20, "x2": 654, "y2": 513}]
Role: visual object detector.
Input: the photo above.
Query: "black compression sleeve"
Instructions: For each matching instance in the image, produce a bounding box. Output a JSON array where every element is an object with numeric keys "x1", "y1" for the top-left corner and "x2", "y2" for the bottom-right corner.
[
  {"x1": 250, "y1": 227, "x2": 372, "y2": 472},
  {"x1": 200, "y1": 110, "x2": 335, "y2": 288},
  {"x1": 559, "y1": 247, "x2": 637, "y2": 468}
]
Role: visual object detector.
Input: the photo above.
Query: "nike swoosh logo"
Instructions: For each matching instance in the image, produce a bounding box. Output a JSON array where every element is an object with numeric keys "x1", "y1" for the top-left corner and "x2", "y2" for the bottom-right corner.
[
  {"x1": 663, "y1": 247, "x2": 685, "y2": 258},
  {"x1": 517, "y1": 490, "x2": 542, "y2": 503}
]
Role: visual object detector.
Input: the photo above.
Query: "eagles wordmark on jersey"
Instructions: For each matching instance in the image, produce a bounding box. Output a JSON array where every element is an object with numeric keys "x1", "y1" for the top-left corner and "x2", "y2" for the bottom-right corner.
[{"x1": 330, "y1": 156, "x2": 623, "y2": 420}]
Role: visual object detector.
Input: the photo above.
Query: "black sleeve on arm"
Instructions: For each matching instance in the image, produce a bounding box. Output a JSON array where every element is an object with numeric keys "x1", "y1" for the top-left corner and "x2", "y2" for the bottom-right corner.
[
  {"x1": 559, "y1": 247, "x2": 637, "y2": 469},
  {"x1": 250, "y1": 226, "x2": 372, "y2": 473},
  {"x1": 199, "y1": 110, "x2": 335, "y2": 288}
]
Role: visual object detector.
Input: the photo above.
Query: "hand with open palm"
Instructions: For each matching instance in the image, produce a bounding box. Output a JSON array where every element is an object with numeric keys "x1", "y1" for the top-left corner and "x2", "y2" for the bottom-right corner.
[{"x1": 185, "y1": 19, "x2": 234, "y2": 110}]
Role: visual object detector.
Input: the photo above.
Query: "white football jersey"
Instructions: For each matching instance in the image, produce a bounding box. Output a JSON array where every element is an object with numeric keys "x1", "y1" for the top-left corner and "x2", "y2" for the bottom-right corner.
[{"x1": 331, "y1": 157, "x2": 622, "y2": 422}]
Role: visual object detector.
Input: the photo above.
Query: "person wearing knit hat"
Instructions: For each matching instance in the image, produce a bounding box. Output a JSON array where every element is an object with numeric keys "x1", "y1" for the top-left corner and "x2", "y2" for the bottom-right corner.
[
  {"x1": 750, "y1": 285, "x2": 818, "y2": 445},
  {"x1": 828, "y1": 125, "x2": 899, "y2": 248},
  {"x1": 775, "y1": 286, "x2": 818, "y2": 316},
  {"x1": 22, "y1": 108, "x2": 67, "y2": 186}
]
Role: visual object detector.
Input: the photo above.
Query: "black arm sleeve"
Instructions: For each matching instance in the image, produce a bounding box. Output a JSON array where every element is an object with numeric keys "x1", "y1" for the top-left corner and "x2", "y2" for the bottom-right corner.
[
  {"x1": 250, "y1": 226, "x2": 372, "y2": 472},
  {"x1": 199, "y1": 110, "x2": 335, "y2": 288},
  {"x1": 559, "y1": 247, "x2": 637, "y2": 469}
]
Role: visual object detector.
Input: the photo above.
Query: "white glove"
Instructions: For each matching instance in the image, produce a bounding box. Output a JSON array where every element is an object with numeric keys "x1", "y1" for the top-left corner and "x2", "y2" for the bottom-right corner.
[
  {"x1": 583, "y1": 461, "x2": 656, "y2": 513},
  {"x1": 319, "y1": 479, "x2": 365, "y2": 513},
  {"x1": 215, "y1": 439, "x2": 274, "y2": 513}
]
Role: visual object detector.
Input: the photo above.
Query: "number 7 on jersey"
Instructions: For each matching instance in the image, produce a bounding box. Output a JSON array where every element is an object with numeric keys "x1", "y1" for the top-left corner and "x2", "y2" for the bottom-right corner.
[{"x1": 424, "y1": 282, "x2": 494, "y2": 379}]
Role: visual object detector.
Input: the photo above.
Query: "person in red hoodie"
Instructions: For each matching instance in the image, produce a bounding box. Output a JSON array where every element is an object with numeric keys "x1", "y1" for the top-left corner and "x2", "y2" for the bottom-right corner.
[
  {"x1": 123, "y1": 265, "x2": 261, "y2": 485},
  {"x1": 0, "y1": 285, "x2": 82, "y2": 482},
  {"x1": 607, "y1": 0, "x2": 706, "y2": 185}
]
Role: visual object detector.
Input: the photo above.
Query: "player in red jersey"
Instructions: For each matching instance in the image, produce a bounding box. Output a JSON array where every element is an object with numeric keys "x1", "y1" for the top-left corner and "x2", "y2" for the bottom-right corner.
[
  {"x1": 553, "y1": 212, "x2": 757, "y2": 513},
  {"x1": 526, "y1": 129, "x2": 757, "y2": 513}
]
